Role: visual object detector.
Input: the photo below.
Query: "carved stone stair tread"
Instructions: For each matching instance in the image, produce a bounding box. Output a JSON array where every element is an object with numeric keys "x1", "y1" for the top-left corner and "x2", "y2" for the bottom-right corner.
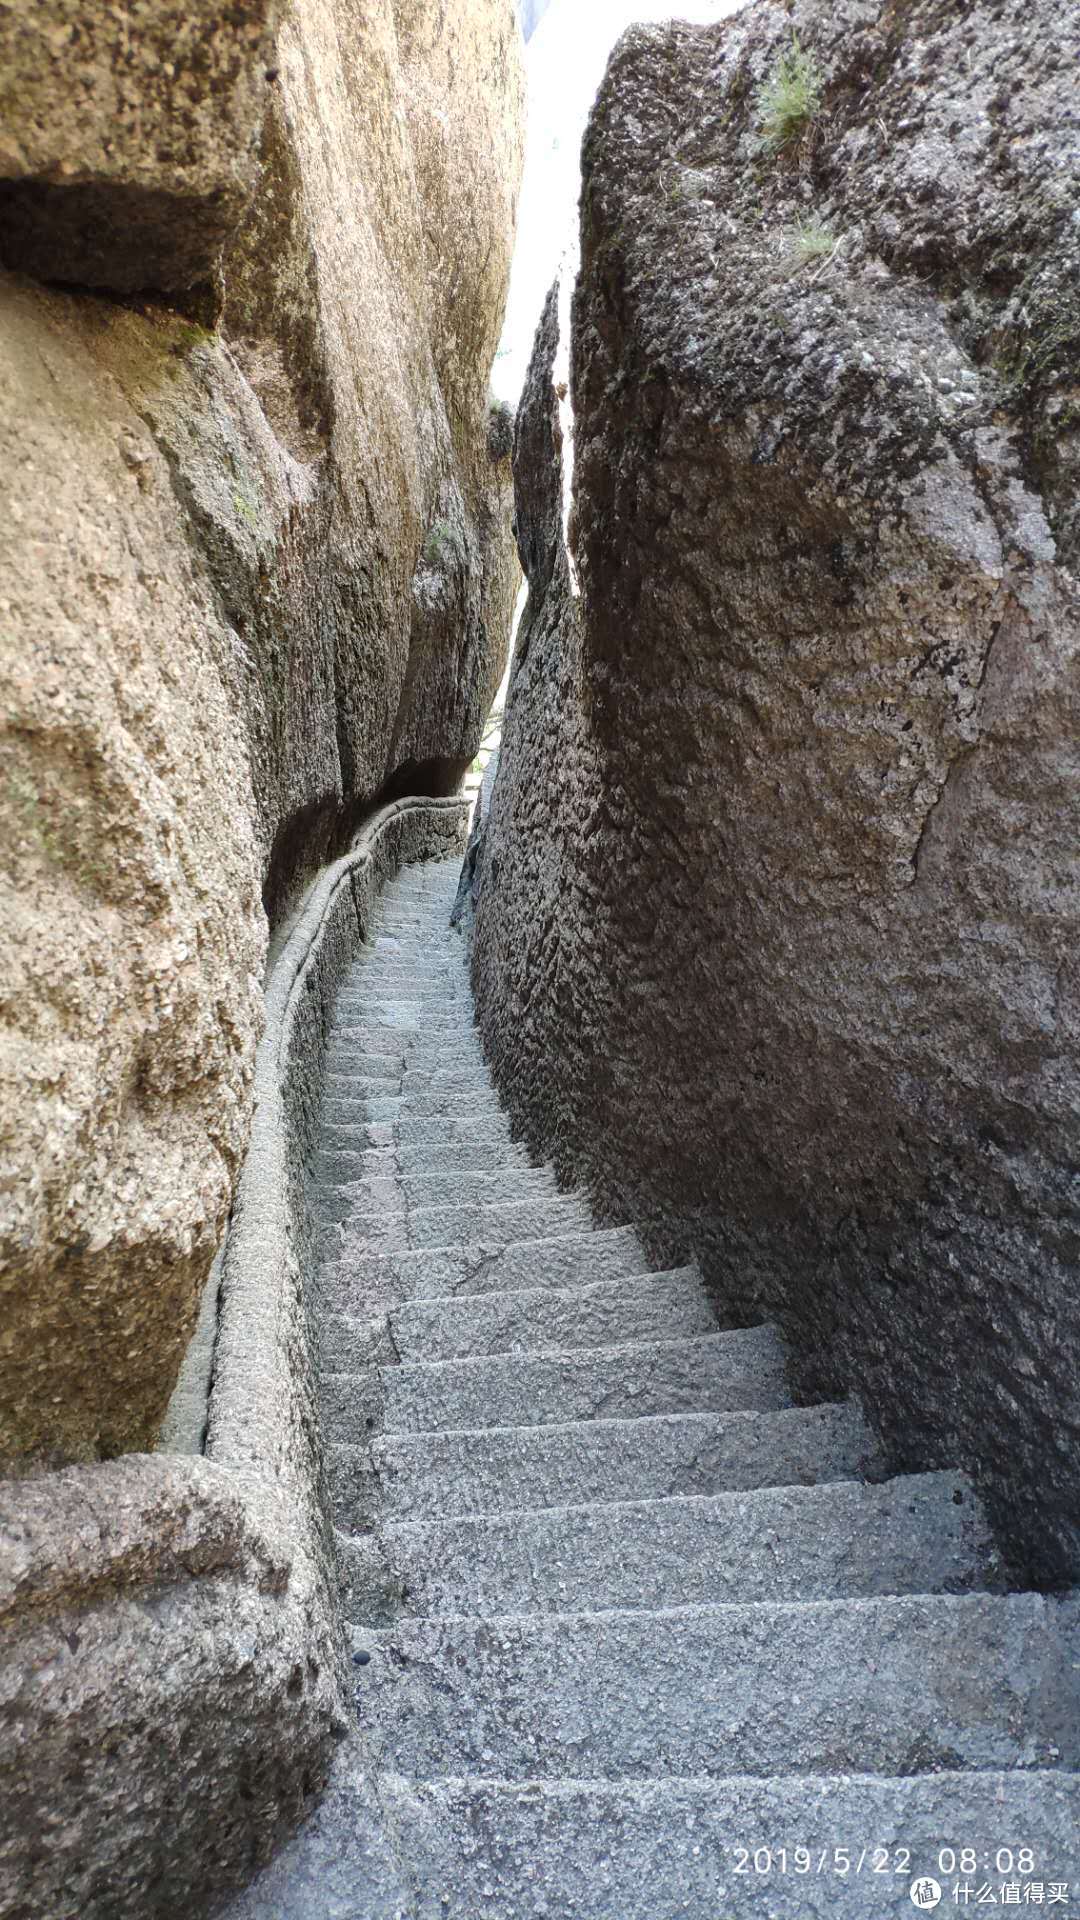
[
  {"x1": 316, "y1": 1223, "x2": 651, "y2": 1316},
  {"x1": 319, "y1": 1326, "x2": 792, "y2": 1440},
  {"x1": 321, "y1": 1264, "x2": 714, "y2": 1369},
  {"x1": 348, "y1": 1591, "x2": 1080, "y2": 1779},
  {"x1": 335, "y1": 1471, "x2": 999, "y2": 1624},
  {"x1": 326, "y1": 1400, "x2": 884, "y2": 1526}
]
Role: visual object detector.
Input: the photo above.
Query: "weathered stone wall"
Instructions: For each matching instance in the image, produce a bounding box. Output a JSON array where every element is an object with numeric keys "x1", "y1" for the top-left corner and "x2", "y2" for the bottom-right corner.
[
  {"x1": 470, "y1": 0, "x2": 1080, "y2": 1586},
  {"x1": 0, "y1": 0, "x2": 524, "y2": 1472}
]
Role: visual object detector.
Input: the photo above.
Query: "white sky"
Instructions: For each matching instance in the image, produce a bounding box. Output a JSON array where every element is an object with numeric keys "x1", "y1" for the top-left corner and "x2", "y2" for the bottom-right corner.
[{"x1": 493, "y1": 0, "x2": 745, "y2": 402}]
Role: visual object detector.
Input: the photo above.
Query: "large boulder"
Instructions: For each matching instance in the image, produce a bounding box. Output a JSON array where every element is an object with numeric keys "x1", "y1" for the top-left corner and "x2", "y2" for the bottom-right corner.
[
  {"x1": 470, "y1": 0, "x2": 1080, "y2": 1584},
  {"x1": 0, "y1": 0, "x2": 524, "y2": 1472}
]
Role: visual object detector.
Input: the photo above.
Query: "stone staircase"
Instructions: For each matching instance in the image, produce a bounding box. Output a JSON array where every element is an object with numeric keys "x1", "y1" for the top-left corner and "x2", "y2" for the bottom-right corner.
[{"x1": 229, "y1": 854, "x2": 1079, "y2": 1919}]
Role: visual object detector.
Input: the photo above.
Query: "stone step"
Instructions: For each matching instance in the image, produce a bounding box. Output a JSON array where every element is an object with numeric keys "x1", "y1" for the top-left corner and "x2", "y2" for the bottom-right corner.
[
  {"x1": 375, "y1": 901, "x2": 455, "y2": 914},
  {"x1": 404, "y1": 1030, "x2": 483, "y2": 1055},
  {"x1": 337, "y1": 1473, "x2": 999, "y2": 1624},
  {"x1": 348, "y1": 1176, "x2": 405, "y2": 1215},
  {"x1": 322, "y1": 1189, "x2": 591, "y2": 1243},
  {"x1": 322, "y1": 1036, "x2": 407, "y2": 1067},
  {"x1": 318, "y1": 1315, "x2": 396, "y2": 1372},
  {"x1": 324, "y1": 1052, "x2": 406, "y2": 1082},
  {"x1": 376, "y1": 988, "x2": 469, "y2": 1007},
  {"x1": 399, "y1": 1052, "x2": 488, "y2": 1082},
  {"x1": 320, "y1": 1090, "x2": 405, "y2": 1121},
  {"x1": 395, "y1": 1113, "x2": 513, "y2": 1146},
  {"x1": 319, "y1": 1266, "x2": 709, "y2": 1372},
  {"x1": 365, "y1": 936, "x2": 457, "y2": 948},
  {"x1": 333, "y1": 1012, "x2": 422, "y2": 1041},
  {"x1": 327, "y1": 1089, "x2": 509, "y2": 1126},
  {"x1": 321, "y1": 1093, "x2": 408, "y2": 1127},
  {"x1": 320, "y1": 1327, "x2": 790, "y2": 1440},
  {"x1": 404, "y1": 1193, "x2": 593, "y2": 1250},
  {"x1": 322, "y1": 1090, "x2": 415, "y2": 1132},
  {"x1": 329, "y1": 1402, "x2": 883, "y2": 1526},
  {"x1": 317, "y1": 1225, "x2": 651, "y2": 1315},
  {"x1": 400, "y1": 1088, "x2": 504, "y2": 1120},
  {"x1": 376, "y1": 1266, "x2": 714, "y2": 1363},
  {"x1": 317, "y1": 1210, "x2": 409, "y2": 1255},
  {"x1": 375, "y1": 886, "x2": 455, "y2": 901},
  {"x1": 383, "y1": 1031, "x2": 477, "y2": 1056},
  {"x1": 320, "y1": 1113, "x2": 514, "y2": 1157},
  {"x1": 332, "y1": 1000, "x2": 422, "y2": 1027},
  {"x1": 400, "y1": 1068, "x2": 497, "y2": 1100},
  {"x1": 341, "y1": 989, "x2": 466, "y2": 1012},
  {"x1": 352, "y1": 1591, "x2": 1080, "y2": 1779},
  {"x1": 352, "y1": 980, "x2": 458, "y2": 995},
  {"x1": 313, "y1": 1140, "x2": 534, "y2": 1184},
  {"x1": 346, "y1": 967, "x2": 468, "y2": 987},
  {"x1": 368, "y1": 921, "x2": 454, "y2": 935},
  {"x1": 324, "y1": 1055, "x2": 403, "y2": 1082},
  {"x1": 372, "y1": 1771, "x2": 1080, "y2": 1920},
  {"x1": 359, "y1": 951, "x2": 454, "y2": 964},
  {"x1": 371, "y1": 918, "x2": 451, "y2": 933},
  {"x1": 314, "y1": 1165, "x2": 557, "y2": 1213},
  {"x1": 360, "y1": 942, "x2": 431, "y2": 955},
  {"x1": 311, "y1": 1150, "x2": 395, "y2": 1188},
  {"x1": 397, "y1": 1139, "x2": 535, "y2": 1174}
]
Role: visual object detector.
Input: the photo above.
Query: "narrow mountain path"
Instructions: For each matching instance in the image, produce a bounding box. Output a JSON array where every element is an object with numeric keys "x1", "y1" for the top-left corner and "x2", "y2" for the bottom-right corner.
[{"x1": 228, "y1": 854, "x2": 1079, "y2": 1919}]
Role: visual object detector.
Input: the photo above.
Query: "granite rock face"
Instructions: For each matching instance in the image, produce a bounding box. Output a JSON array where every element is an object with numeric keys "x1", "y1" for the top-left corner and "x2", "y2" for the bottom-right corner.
[
  {"x1": 470, "y1": 0, "x2": 1080, "y2": 1584},
  {"x1": 0, "y1": 0, "x2": 523, "y2": 1472},
  {"x1": 0, "y1": 0, "x2": 286, "y2": 295}
]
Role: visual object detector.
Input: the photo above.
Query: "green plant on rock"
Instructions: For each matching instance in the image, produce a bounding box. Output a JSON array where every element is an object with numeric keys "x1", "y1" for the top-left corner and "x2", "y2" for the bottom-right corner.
[
  {"x1": 233, "y1": 487, "x2": 259, "y2": 530},
  {"x1": 171, "y1": 321, "x2": 214, "y2": 355},
  {"x1": 783, "y1": 213, "x2": 838, "y2": 271},
  {"x1": 755, "y1": 34, "x2": 824, "y2": 155},
  {"x1": 423, "y1": 517, "x2": 457, "y2": 566}
]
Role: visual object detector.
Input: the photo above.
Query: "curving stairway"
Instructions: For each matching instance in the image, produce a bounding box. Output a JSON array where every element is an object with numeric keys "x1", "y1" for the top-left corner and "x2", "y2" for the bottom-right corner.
[{"x1": 229, "y1": 854, "x2": 1079, "y2": 1919}]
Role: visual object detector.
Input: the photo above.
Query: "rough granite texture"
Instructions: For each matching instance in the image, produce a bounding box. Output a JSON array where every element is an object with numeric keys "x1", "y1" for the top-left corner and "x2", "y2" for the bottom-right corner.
[
  {"x1": 0, "y1": 0, "x2": 523, "y2": 1471},
  {"x1": 469, "y1": 0, "x2": 1080, "y2": 1586},
  {"x1": 0, "y1": 1455, "x2": 341, "y2": 1920},
  {"x1": 1, "y1": 800, "x2": 469, "y2": 1917},
  {"x1": 233, "y1": 1767, "x2": 1079, "y2": 1920},
  {"x1": 0, "y1": 0, "x2": 286, "y2": 293},
  {"x1": 355, "y1": 1592, "x2": 1080, "y2": 1778}
]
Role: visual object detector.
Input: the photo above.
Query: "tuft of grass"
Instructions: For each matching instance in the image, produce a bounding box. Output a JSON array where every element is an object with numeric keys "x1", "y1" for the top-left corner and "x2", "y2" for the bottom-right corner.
[
  {"x1": 172, "y1": 322, "x2": 214, "y2": 355},
  {"x1": 755, "y1": 34, "x2": 824, "y2": 155},
  {"x1": 784, "y1": 214, "x2": 837, "y2": 269}
]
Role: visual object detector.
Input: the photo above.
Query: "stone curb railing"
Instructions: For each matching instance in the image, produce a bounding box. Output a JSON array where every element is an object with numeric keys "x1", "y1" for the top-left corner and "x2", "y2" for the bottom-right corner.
[{"x1": 0, "y1": 796, "x2": 470, "y2": 1920}]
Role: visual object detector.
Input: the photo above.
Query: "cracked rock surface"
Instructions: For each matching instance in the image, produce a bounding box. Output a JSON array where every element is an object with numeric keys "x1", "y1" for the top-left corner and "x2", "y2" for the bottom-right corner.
[{"x1": 469, "y1": 0, "x2": 1080, "y2": 1586}]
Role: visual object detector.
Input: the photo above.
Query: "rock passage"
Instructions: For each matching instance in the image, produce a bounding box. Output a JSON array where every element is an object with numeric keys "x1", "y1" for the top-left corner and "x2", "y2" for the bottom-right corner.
[{"x1": 230, "y1": 854, "x2": 1079, "y2": 1918}]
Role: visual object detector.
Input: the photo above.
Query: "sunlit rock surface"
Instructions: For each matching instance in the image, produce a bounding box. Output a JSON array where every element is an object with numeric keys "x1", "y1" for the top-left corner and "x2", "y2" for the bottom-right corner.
[{"x1": 0, "y1": 0, "x2": 524, "y2": 1471}]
